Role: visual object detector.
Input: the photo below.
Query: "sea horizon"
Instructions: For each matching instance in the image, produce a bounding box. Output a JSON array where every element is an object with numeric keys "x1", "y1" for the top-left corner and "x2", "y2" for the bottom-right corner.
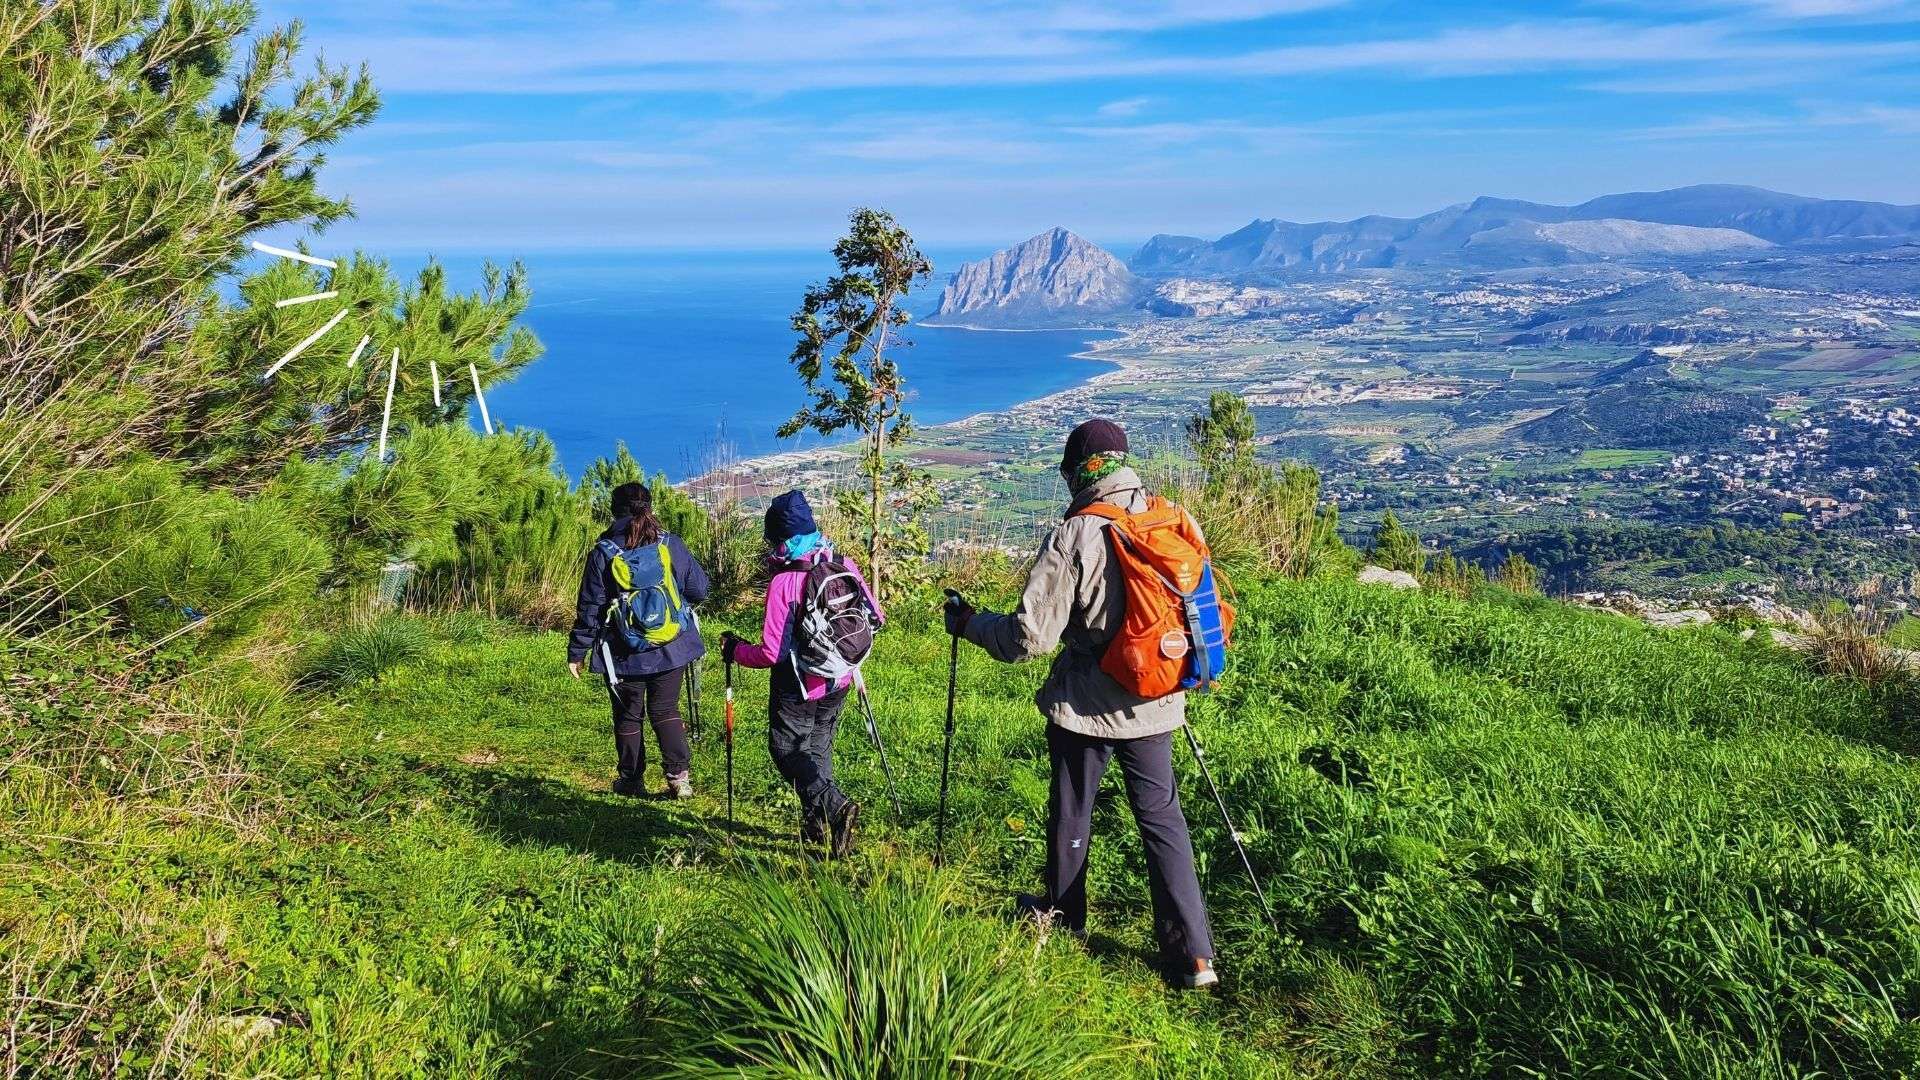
[{"x1": 435, "y1": 248, "x2": 1121, "y2": 481}]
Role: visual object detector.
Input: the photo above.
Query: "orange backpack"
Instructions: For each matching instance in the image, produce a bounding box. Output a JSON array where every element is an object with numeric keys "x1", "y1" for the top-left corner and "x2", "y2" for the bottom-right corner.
[{"x1": 1076, "y1": 496, "x2": 1235, "y2": 700}]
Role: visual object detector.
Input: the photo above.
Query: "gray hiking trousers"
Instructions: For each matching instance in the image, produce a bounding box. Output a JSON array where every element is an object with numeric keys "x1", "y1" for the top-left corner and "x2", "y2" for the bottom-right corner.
[{"x1": 1043, "y1": 724, "x2": 1214, "y2": 962}]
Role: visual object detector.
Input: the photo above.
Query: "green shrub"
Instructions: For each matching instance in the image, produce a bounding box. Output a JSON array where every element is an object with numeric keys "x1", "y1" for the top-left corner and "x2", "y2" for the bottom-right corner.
[
  {"x1": 1424, "y1": 549, "x2": 1487, "y2": 598},
  {"x1": 1157, "y1": 392, "x2": 1352, "y2": 581},
  {"x1": 306, "y1": 614, "x2": 429, "y2": 686},
  {"x1": 4, "y1": 458, "x2": 329, "y2": 648},
  {"x1": 662, "y1": 869, "x2": 1124, "y2": 1078}
]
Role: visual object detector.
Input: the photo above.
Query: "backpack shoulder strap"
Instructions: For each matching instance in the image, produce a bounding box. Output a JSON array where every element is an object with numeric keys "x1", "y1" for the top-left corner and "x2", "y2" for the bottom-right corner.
[
  {"x1": 655, "y1": 540, "x2": 683, "y2": 608},
  {"x1": 596, "y1": 537, "x2": 634, "y2": 593}
]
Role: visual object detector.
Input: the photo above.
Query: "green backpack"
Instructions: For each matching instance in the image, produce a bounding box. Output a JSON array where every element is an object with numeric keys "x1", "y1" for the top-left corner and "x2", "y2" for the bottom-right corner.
[{"x1": 597, "y1": 537, "x2": 686, "y2": 650}]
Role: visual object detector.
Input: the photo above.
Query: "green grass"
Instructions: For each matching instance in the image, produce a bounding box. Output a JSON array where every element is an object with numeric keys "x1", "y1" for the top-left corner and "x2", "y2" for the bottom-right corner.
[
  {"x1": 1573, "y1": 448, "x2": 1670, "y2": 470},
  {"x1": 8, "y1": 580, "x2": 1920, "y2": 1075},
  {"x1": 1494, "y1": 449, "x2": 1671, "y2": 479},
  {"x1": 1884, "y1": 616, "x2": 1920, "y2": 651}
]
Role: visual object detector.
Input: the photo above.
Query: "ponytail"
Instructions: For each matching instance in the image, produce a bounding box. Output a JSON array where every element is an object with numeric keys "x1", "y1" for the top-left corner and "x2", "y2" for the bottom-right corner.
[{"x1": 610, "y1": 482, "x2": 665, "y2": 548}]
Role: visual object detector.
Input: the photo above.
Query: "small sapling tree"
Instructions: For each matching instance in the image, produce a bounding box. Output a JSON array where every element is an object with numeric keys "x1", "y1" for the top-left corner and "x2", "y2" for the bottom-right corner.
[{"x1": 779, "y1": 208, "x2": 933, "y2": 601}]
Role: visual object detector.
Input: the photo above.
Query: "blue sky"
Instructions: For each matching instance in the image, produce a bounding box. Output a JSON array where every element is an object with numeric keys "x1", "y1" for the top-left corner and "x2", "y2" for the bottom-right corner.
[{"x1": 263, "y1": 0, "x2": 1920, "y2": 254}]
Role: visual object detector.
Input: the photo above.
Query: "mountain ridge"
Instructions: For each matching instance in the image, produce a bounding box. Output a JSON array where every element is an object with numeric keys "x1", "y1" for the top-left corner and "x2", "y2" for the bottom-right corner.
[{"x1": 1132, "y1": 185, "x2": 1920, "y2": 274}]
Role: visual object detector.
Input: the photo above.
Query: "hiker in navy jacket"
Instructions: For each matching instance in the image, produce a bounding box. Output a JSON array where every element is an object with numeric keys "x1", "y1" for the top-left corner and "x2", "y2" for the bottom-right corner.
[{"x1": 567, "y1": 482, "x2": 711, "y2": 798}]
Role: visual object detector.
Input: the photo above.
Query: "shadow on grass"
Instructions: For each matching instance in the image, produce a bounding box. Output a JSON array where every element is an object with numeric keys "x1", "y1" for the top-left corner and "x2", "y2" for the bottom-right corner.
[{"x1": 429, "y1": 764, "x2": 800, "y2": 862}]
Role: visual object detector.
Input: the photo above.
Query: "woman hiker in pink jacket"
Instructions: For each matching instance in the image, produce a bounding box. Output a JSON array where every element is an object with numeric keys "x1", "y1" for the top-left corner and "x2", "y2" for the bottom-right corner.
[{"x1": 722, "y1": 489, "x2": 883, "y2": 858}]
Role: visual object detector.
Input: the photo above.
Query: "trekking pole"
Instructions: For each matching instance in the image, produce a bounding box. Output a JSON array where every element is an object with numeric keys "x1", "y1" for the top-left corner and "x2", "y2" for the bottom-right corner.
[
  {"x1": 853, "y1": 674, "x2": 905, "y2": 821},
  {"x1": 685, "y1": 609, "x2": 702, "y2": 744},
  {"x1": 1181, "y1": 723, "x2": 1276, "y2": 925},
  {"x1": 724, "y1": 655, "x2": 736, "y2": 839},
  {"x1": 937, "y1": 590, "x2": 963, "y2": 866},
  {"x1": 685, "y1": 650, "x2": 703, "y2": 744}
]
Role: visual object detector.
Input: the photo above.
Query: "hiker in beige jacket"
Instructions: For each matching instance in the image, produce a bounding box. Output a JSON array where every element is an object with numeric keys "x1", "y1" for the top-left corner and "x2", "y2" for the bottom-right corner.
[{"x1": 948, "y1": 418, "x2": 1218, "y2": 990}]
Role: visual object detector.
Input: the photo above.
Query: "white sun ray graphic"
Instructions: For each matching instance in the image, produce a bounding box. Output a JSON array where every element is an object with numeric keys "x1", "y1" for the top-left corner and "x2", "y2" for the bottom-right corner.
[{"x1": 252, "y1": 241, "x2": 495, "y2": 458}]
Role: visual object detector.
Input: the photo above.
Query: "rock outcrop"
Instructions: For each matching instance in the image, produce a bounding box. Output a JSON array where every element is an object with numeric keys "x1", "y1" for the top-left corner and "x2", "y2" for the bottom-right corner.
[
  {"x1": 1358, "y1": 565, "x2": 1421, "y2": 590},
  {"x1": 930, "y1": 228, "x2": 1138, "y2": 326}
]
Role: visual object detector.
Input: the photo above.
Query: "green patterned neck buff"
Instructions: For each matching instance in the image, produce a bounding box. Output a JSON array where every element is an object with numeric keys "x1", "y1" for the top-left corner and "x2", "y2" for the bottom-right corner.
[{"x1": 1067, "y1": 450, "x2": 1130, "y2": 491}]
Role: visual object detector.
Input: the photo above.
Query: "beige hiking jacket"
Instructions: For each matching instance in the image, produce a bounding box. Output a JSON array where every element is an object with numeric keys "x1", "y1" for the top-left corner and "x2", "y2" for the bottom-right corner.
[{"x1": 962, "y1": 466, "x2": 1187, "y2": 740}]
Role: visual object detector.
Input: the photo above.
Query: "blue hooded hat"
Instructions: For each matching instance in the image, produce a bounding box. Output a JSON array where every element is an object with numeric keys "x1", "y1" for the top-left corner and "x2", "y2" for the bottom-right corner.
[{"x1": 764, "y1": 489, "x2": 818, "y2": 543}]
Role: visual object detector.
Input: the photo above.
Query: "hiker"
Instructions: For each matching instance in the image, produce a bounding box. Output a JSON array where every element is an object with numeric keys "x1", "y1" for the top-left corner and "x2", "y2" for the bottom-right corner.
[
  {"x1": 721, "y1": 489, "x2": 882, "y2": 857},
  {"x1": 567, "y1": 481, "x2": 711, "y2": 799},
  {"x1": 946, "y1": 419, "x2": 1219, "y2": 990}
]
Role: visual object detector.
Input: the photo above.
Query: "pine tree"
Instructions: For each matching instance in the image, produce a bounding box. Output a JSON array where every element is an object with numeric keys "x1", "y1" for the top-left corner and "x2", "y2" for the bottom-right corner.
[
  {"x1": 1369, "y1": 510, "x2": 1426, "y2": 575},
  {"x1": 0, "y1": 1, "x2": 539, "y2": 486},
  {"x1": 1188, "y1": 391, "x2": 1258, "y2": 487},
  {"x1": 1176, "y1": 391, "x2": 1349, "y2": 578},
  {"x1": 579, "y1": 442, "x2": 649, "y2": 519}
]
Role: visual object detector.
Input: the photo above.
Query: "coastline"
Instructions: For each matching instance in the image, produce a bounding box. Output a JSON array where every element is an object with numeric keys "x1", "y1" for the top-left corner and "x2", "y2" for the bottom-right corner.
[{"x1": 689, "y1": 323, "x2": 1148, "y2": 492}]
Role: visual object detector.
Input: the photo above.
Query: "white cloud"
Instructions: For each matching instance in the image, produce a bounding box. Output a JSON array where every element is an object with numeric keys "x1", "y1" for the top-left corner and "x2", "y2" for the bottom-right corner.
[
  {"x1": 1582, "y1": 71, "x2": 1811, "y2": 94},
  {"x1": 1628, "y1": 102, "x2": 1920, "y2": 138},
  {"x1": 286, "y1": 11, "x2": 1918, "y2": 95},
  {"x1": 1096, "y1": 96, "x2": 1154, "y2": 118}
]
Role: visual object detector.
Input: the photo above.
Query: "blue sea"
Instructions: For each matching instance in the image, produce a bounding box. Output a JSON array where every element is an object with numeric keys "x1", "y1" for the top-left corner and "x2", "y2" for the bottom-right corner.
[{"x1": 457, "y1": 251, "x2": 1116, "y2": 480}]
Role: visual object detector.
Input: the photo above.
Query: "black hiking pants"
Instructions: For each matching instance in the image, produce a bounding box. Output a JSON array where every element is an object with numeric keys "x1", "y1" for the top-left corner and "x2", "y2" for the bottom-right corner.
[
  {"x1": 767, "y1": 668, "x2": 850, "y2": 829},
  {"x1": 1042, "y1": 724, "x2": 1214, "y2": 963},
  {"x1": 611, "y1": 665, "x2": 692, "y2": 783}
]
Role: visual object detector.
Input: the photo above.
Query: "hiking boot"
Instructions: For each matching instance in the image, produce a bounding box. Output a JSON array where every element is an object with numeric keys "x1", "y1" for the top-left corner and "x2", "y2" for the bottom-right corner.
[
  {"x1": 611, "y1": 775, "x2": 645, "y2": 798},
  {"x1": 828, "y1": 800, "x2": 860, "y2": 860},
  {"x1": 666, "y1": 773, "x2": 694, "y2": 799},
  {"x1": 801, "y1": 815, "x2": 828, "y2": 845},
  {"x1": 1181, "y1": 957, "x2": 1220, "y2": 991}
]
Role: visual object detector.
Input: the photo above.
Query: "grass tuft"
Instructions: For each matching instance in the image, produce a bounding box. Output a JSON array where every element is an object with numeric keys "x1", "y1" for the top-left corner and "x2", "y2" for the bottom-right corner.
[
  {"x1": 662, "y1": 868, "x2": 1131, "y2": 1078},
  {"x1": 1809, "y1": 611, "x2": 1908, "y2": 685},
  {"x1": 304, "y1": 613, "x2": 429, "y2": 687}
]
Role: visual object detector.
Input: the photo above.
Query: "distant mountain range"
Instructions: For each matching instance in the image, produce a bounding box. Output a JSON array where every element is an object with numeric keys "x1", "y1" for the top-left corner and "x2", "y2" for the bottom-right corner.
[
  {"x1": 1133, "y1": 186, "x2": 1920, "y2": 274},
  {"x1": 928, "y1": 186, "x2": 1920, "y2": 325}
]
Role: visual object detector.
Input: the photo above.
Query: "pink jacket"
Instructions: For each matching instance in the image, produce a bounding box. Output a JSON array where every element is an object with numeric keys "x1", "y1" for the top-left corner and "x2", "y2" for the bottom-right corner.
[{"x1": 732, "y1": 547, "x2": 885, "y2": 700}]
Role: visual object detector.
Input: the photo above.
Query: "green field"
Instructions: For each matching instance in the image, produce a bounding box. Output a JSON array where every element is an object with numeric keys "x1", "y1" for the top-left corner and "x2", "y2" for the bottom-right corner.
[
  {"x1": 1574, "y1": 448, "x2": 1671, "y2": 469},
  {"x1": 1493, "y1": 448, "x2": 1671, "y2": 479},
  {"x1": 12, "y1": 578, "x2": 1920, "y2": 1076}
]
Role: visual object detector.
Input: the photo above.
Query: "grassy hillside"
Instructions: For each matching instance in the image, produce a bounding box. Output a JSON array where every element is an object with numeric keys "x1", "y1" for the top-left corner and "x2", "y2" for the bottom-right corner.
[{"x1": 8, "y1": 578, "x2": 1920, "y2": 1076}]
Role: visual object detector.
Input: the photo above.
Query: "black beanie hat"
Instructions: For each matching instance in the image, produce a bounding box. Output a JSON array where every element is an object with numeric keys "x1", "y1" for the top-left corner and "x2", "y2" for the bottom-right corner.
[
  {"x1": 1061, "y1": 418, "x2": 1128, "y2": 472},
  {"x1": 764, "y1": 488, "x2": 818, "y2": 543}
]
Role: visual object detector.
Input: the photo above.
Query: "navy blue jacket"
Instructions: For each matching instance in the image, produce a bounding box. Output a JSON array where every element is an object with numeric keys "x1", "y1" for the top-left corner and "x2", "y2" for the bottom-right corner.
[{"x1": 566, "y1": 520, "x2": 711, "y2": 678}]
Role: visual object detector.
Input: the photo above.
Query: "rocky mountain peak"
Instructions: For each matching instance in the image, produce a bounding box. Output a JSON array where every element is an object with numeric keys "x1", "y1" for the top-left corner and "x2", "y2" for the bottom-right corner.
[{"x1": 930, "y1": 228, "x2": 1138, "y2": 326}]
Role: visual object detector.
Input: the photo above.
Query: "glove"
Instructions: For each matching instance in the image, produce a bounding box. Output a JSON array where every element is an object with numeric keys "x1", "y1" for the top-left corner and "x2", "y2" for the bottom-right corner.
[
  {"x1": 720, "y1": 631, "x2": 742, "y2": 664},
  {"x1": 943, "y1": 592, "x2": 975, "y2": 638}
]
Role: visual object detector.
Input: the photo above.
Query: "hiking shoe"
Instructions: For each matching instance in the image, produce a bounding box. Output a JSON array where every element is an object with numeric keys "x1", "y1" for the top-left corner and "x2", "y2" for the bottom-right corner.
[
  {"x1": 828, "y1": 800, "x2": 860, "y2": 860},
  {"x1": 666, "y1": 773, "x2": 694, "y2": 800},
  {"x1": 801, "y1": 815, "x2": 828, "y2": 845},
  {"x1": 611, "y1": 775, "x2": 645, "y2": 798},
  {"x1": 1182, "y1": 958, "x2": 1220, "y2": 991}
]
